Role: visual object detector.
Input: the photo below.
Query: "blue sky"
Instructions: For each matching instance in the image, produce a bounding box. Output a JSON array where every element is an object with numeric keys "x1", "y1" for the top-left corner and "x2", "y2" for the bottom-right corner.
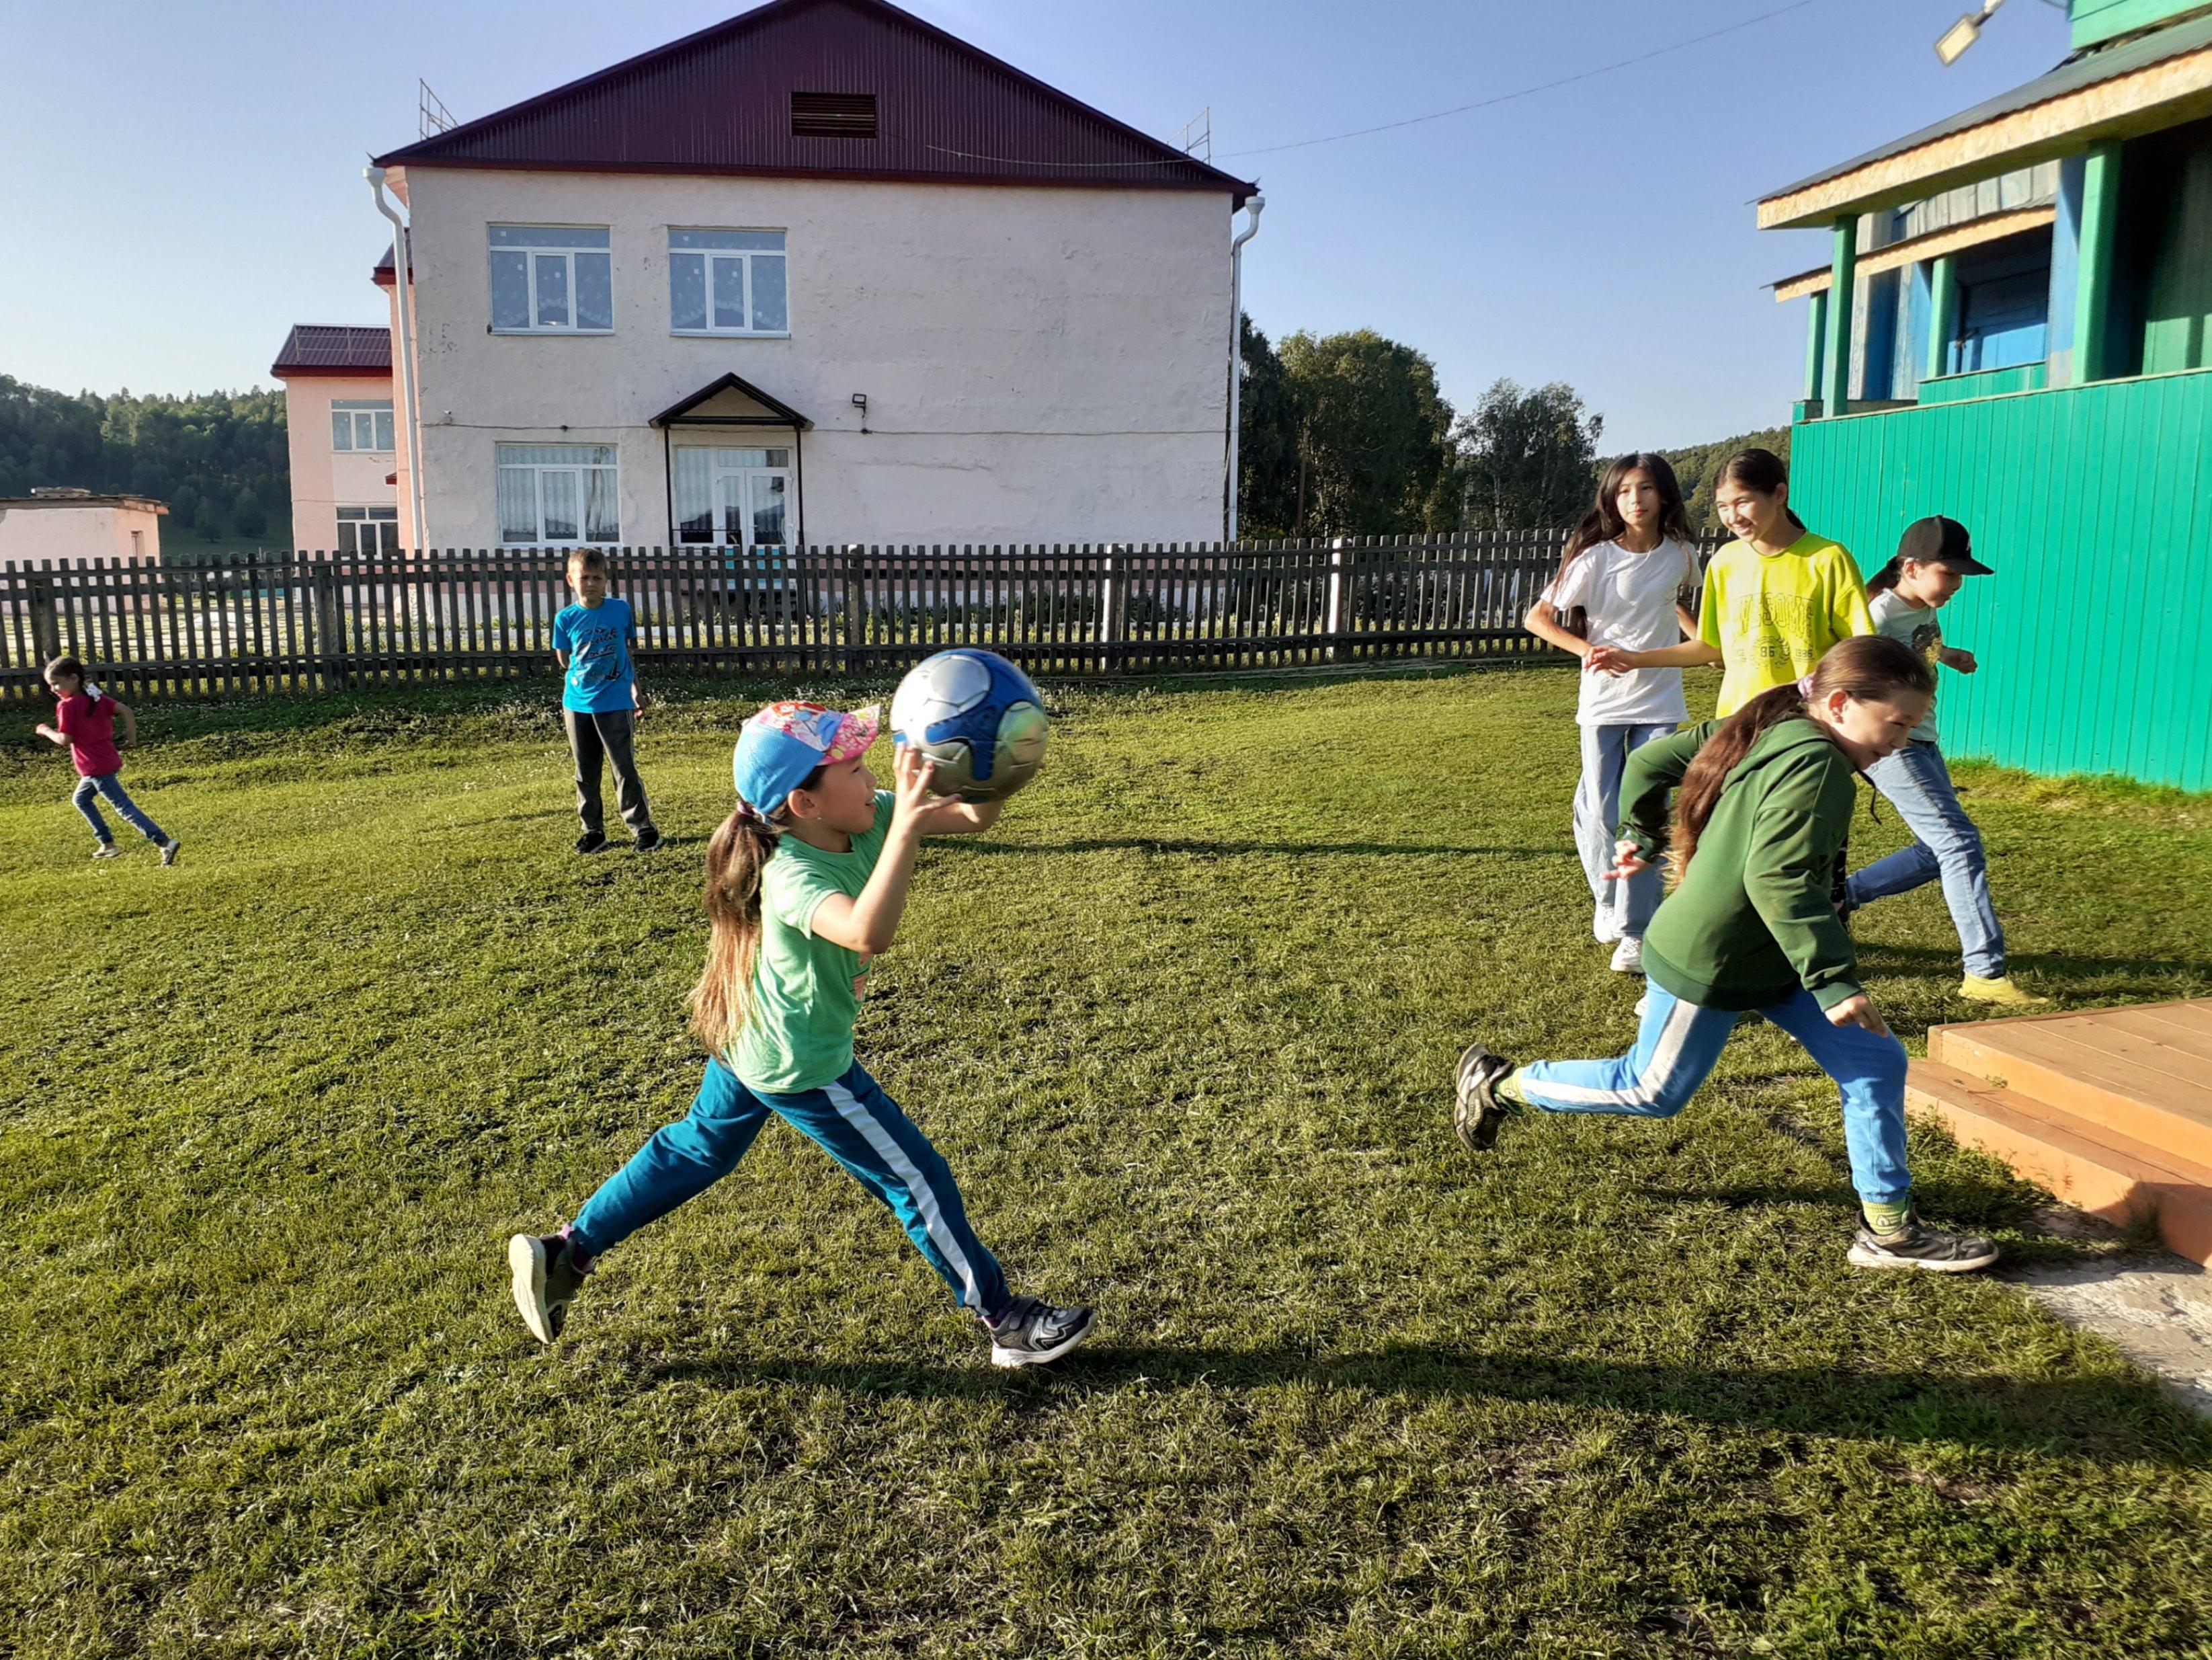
[{"x1": 0, "y1": 0, "x2": 2070, "y2": 446}]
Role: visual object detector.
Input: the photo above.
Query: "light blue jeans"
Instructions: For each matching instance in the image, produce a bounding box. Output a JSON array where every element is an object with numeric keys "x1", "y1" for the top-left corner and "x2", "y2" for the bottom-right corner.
[
  {"x1": 1846, "y1": 742, "x2": 2005, "y2": 979},
  {"x1": 1575, "y1": 722, "x2": 1676, "y2": 938},
  {"x1": 73, "y1": 773, "x2": 167, "y2": 846},
  {"x1": 1514, "y1": 983, "x2": 1913, "y2": 1206},
  {"x1": 569, "y1": 1058, "x2": 1010, "y2": 1320}
]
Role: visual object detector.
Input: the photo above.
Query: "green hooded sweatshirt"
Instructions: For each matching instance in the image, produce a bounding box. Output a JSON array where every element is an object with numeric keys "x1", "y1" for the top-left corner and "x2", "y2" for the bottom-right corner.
[{"x1": 1618, "y1": 716, "x2": 1862, "y2": 1013}]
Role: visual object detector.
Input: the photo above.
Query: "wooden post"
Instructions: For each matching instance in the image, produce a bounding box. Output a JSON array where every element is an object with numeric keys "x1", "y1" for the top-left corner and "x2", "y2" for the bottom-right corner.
[
  {"x1": 1926, "y1": 255, "x2": 1959, "y2": 382},
  {"x1": 2075, "y1": 139, "x2": 2122, "y2": 385},
  {"x1": 1820, "y1": 218, "x2": 1856, "y2": 418},
  {"x1": 28, "y1": 572, "x2": 60, "y2": 666},
  {"x1": 1095, "y1": 545, "x2": 1124, "y2": 674},
  {"x1": 1324, "y1": 539, "x2": 1347, "y2": 660},
  {"x1": 842, "y1": 546, "x2": 864, "y2": 675},
  {"x1": 1803, "y1": 288, "x2": 1828, "y2": 405},
  {"x1": 309, "y1": 563, "x2": 347, "y2": 690}
]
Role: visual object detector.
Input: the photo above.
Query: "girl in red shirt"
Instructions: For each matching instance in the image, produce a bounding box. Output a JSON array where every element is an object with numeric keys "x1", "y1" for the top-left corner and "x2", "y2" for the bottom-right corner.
[{"x1": 35, "y1": 655, "x2": 180, "y2": 864}]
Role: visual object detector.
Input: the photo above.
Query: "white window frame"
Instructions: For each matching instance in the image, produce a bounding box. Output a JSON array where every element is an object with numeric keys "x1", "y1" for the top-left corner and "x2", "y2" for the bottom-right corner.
[
  {"x1": 335, "y1": 506, "x2": 401, "y2": 556},
  {"x1": 673, "y1": 445, "x2": 793, "y2": 547},
  {"x1": 668, "y1": 229, "x2": 790, "y2": 338},
  {"x1": 496, "y1": 444, "x2": 620, "y2": 545},
  {"x1": 331, "y1": 400, "x2": 395, "y2": 452},
  {"x1": 489, "y1": 226, "x2": 614, "y2": 335}
]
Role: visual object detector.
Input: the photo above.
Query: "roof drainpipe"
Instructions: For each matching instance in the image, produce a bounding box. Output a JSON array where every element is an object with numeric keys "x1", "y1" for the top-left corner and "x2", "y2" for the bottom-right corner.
[
  {"x1": 366, "y1": 167, "x2": 430, "y2": 553},
  {"x1": 1225, "y1": 193, "x2": 1265, "y2": 544}
]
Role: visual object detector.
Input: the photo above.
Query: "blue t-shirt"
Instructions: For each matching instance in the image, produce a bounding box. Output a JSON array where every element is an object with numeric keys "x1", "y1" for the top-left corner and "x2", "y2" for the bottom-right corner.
[{"x1": 552, "y1": 598, "x2": 636, "y2": 714}]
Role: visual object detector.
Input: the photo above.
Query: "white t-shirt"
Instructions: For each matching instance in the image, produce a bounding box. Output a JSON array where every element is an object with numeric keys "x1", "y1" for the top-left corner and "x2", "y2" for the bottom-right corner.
[
  {"x1": 1541, "y1": 537, "x2": 1700, "y2": 726},
  {"x1": 1869, "y1": 589, "x2": 1945, "y2": 744}
]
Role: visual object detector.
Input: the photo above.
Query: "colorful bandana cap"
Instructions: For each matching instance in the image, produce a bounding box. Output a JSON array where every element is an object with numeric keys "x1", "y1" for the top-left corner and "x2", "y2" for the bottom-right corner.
[{"x1": 731, "y1": 701, "x2": 881, "y2": 816}]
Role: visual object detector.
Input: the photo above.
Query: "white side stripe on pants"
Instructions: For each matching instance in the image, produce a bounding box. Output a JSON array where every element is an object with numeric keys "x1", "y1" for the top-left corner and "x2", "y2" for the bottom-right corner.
[
  {"x1": 1523, "y1": 997, "x2": 1704, "y2": 1109},
  {"x1": 823, "y1": 1079, "x2": 983, "y2": 1310}
]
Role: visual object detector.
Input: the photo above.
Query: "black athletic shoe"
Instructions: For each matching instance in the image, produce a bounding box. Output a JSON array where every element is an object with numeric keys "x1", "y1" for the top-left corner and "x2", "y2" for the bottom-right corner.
[
  {"x1": 632, "y1": 826, "x2": 663, "y2": 853},
  {"x1": 1453, "y1": 1041, "x2": 1516, "y2": 1154},
  {"x1": 575, "y1": 831, "x2": 608, "y2": 856},
  {"x1": 508, "y1": 1232, "x2": 590, "y2": 1343},
  {"x1": 985, "y1": 1296, "x2": 1096, "y2": 1368},
  {"x1": 1847, "y1": 1212, "x2": 1999, "y2": 1273}
]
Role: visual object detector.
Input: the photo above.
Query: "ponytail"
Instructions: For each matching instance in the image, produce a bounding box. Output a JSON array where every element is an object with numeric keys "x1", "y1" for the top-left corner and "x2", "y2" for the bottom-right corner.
[
  {"x1": 1668, "y1": 634, "x2": 1933, "y2": 881},
  {"x1": 687, "y1": 809, "x2": 785, "y2": 1060},
  {"x1": 1865, "y1": 555, "x2": 1904, "y2": 596}
]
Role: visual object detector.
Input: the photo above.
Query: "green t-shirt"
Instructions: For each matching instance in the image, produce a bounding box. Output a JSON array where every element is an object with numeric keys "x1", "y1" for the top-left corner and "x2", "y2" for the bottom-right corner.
[
  {"x1": 1696, "y1": 530, "x2": 1874, "y2": 717},
  {"x1": 731, "y1": 790, "x2": 894, "y2": 1094}
]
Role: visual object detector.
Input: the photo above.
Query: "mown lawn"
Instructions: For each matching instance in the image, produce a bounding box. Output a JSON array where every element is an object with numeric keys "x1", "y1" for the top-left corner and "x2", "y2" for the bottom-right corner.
[{"x1": 3, "y1": 664, "x2": 2209, "y2": 1659}]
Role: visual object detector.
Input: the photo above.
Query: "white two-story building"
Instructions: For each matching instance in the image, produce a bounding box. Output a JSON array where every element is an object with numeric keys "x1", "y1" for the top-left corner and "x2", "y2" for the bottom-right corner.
[{"x1": 273, "y1": 0, "x2": 1258, "y2": 555}]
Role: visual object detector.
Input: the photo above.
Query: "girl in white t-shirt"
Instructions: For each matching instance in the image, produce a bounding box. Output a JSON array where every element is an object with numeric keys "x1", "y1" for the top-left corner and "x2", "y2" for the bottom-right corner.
[{"x1": 1525, "y1": 452, "x2": 1701, "y2": 973}]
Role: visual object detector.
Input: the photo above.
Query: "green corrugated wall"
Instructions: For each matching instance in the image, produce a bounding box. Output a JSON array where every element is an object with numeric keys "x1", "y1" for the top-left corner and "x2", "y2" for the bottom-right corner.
[{"x1": 1790, "y1": 367, "x2": 2212, "y2": 791}]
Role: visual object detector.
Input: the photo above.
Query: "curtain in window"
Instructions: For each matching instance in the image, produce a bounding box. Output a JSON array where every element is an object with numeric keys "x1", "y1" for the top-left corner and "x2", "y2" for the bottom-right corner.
[{"x1": 496, "y1": 467, "x2": 538, "y2": 543}]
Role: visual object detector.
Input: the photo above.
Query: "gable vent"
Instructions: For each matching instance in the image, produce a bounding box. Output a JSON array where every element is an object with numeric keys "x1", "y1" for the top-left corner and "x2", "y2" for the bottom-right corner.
[{"x1": 790, "y1": 91, "x2": 878, "y2": 138}]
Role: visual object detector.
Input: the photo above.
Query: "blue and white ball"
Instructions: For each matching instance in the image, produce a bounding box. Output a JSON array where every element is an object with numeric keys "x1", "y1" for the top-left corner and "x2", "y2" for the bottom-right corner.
[{"x1": 889, "y1": 649, "x2": 1048, "y2": 800}]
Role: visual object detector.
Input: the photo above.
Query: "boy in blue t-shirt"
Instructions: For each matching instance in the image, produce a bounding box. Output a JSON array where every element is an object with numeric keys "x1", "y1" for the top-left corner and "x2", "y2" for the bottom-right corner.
[{"x1": 551, "y1": 547, "x2": 660, "y2": 854}]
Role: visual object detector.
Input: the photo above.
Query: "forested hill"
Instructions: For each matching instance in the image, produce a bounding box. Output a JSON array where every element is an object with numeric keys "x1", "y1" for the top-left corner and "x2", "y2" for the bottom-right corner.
[{"x1": 0, "y1": 376, "x2": 288, "y2": 550}]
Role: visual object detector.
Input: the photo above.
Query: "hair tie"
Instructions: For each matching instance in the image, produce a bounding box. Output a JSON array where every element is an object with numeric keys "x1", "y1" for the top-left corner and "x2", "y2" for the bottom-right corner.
[
  {"x1": 735, "y1": 800, "x2": 782, "y2": 834},
  {"x1": 1795, "y1": 674, "x2": 1816, "y2": 699}
]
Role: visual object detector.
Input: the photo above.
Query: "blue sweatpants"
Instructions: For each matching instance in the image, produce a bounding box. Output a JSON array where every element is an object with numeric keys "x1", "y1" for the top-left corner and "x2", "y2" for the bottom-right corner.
[
  {"x1": 1514, "y1": 983, "x2": 1912, "y2": 1206},
  {"x1": 568, "y1": 1058, "x2": 1010, "y2": 1320}
]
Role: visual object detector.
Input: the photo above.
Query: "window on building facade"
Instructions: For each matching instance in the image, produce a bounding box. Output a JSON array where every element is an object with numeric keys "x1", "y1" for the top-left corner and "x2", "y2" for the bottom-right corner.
[
  {"x1": 490, "y1": 226, "x2": 614, "y2": 333},
  {"x1": 669, "y1": 230, "x2": 788, "y2": 335},
  {"x1": 496, "y1": 444, "x2": 620, "y2": 544},
  {"x1": 336, "y1": 506, "x2": 401, "y2": 555},
  {"x1": 331, "y1": 400, "x2": 396, "y2": 452},
  {"x1": 673, "y1": 446, "x2": 791, "y2": 547}
]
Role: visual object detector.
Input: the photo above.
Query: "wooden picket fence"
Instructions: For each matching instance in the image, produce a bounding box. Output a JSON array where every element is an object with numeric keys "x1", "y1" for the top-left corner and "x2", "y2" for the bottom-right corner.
[{"x1": 0, "y1": 532, "x2": 1707, "y2": 701}]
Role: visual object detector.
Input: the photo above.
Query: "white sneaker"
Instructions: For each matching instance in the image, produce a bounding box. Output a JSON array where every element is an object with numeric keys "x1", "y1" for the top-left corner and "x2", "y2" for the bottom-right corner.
[
  {"x1": 1593, "y1": 905, "x2": 1623, "y2": 945},
  {"x1": 91, "y1": 843, "x2": 122, "y2": 860},
  {"x1": 1609, "y1": 936, "x2": 1645, "y2": 975}
]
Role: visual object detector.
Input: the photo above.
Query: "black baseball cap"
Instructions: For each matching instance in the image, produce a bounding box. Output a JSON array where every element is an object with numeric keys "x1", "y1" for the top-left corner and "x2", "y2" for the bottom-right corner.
[{"x1": 1896, "y1": 515, "x2": 1994, "y2": 575}]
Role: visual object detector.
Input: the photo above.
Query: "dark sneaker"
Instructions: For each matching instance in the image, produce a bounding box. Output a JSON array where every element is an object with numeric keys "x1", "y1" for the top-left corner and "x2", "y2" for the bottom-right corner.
[
  {"x1": 985, "y1": 1296, "x2": 1096, "y2": 1368},
  {"x1": 1848, "y1": 1212, "x2": 1999, "y2": 1273},
  {"x1": 508, "y1": 1232, "x2": 589, "y2": 1343},
  {"x1": 633, "y1": 826, "x2": 663, "y2": 853},
  {"x1": 91, "y1": 842, "x2": 122, "y2": 861},
  {"x1": 159, "y1": 838, "x2": 182, "y2": 867},
  {"x1": 1454, "y1": 1041, "x2": 1516, "y2": 1154},
  {"x1": 575, "y1": 831, "x2": 608, "y2": 856}
]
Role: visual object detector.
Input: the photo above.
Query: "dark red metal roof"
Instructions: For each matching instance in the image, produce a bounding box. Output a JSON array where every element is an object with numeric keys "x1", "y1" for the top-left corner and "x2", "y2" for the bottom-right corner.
[
  {"x1": 272, "y1": 325, "x2": 393, "y2": 377},
  {"x1": 372, "y1": 0, "x2": 1254, "y2": 203}
]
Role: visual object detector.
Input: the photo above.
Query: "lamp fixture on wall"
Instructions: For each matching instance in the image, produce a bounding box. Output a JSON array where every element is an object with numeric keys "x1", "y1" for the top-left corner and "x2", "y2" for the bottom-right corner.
[{"x1": 851, "y1": 393, "x2": 868, "y2": 434}]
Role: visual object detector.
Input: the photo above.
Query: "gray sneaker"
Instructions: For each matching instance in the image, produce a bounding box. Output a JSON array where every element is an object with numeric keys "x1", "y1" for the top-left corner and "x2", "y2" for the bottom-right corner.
[
  {"x1": 1453, "y1": 1041, "x2": 1516, "y2": 1154},
  {"x1": 1848, "y1": 1212, "x2": 1999, "y2": 1273},
  {"x1": 91, "y1": 842, "x2": 122, "y2": 861},
  {"x1": 508, "y1": 1232, "x2": 590, "y2": 1343},
  {"x1": 985, "y1": 1296, "x2": 1096, "y2": 1368},
  {"x1": 159, "y1": 838, "x2": 182, "y2": 867}
]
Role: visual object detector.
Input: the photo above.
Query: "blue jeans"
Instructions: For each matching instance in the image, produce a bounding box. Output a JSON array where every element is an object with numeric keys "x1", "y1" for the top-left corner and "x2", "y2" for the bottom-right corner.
[
  {"x1": 1575, "y1": 722, "x2": 1676, "y2": 938},
  {"x1": 1514, "y1": 983, "x2": 1912, "y2": 1206},
  {"x1": 73, "y1": 773, "x2": 167, "y2": 846},
  {"x1": 569, "y1": 1058, "x2": 1010, "y2": 1319},
  {"x1": 1846, "y1": 742, "x2": 2005, "y2": 979}
]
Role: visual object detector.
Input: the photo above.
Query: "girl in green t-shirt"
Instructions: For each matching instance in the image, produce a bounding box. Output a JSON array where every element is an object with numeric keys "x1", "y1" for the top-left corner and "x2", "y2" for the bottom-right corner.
[{"x1": 508, "y1": 700, "x2": 1096, "y2": 1369}]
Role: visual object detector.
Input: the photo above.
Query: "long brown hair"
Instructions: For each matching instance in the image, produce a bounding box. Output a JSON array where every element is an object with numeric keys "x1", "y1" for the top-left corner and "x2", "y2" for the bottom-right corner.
[
  {"x1": 686, "y1": 764, "x2": 823, "y2": 1058},
  {"x1": 1557, "y1": 452, "x2": 1693, "y2": 586},
  {"x1": 1715, "y1": 447, "x2": 1807, "y2": 536},
  {"x1": 1667, "y1": 635, "x2": 1933, "y2": 881}
]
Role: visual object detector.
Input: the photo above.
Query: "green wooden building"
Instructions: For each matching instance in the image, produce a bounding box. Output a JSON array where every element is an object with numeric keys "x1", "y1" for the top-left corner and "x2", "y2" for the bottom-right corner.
[{"x1": 1762, "y1": 0, "x2": 2212, "y2": 790}]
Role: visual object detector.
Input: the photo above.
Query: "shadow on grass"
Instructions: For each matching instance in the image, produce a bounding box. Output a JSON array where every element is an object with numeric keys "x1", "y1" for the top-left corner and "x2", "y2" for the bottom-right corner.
[
  {"x1": 940, "y1": 836, "x2": 1565, "y2": 861},
  {"x1": 642, "y1": 1345, "x2": 2209, "y2": 1462},
  {"x1": 1853, "y1": 939, "x2": 2209, "y2": 992}
]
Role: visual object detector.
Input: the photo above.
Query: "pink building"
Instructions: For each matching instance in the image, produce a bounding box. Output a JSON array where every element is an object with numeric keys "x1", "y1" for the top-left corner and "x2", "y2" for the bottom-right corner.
[{"x1": 270, "y1": 325, "x2": 401, "y2": 555}]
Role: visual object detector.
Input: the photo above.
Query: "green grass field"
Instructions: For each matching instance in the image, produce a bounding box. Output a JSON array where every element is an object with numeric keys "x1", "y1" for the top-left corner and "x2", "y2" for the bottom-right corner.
[{"x1": 3, "y1": 665, "x2": 2209, "y2": 1658}]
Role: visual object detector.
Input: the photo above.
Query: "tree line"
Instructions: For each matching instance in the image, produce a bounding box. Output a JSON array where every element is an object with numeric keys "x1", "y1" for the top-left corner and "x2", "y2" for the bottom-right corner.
[
  {"x1": 1236, "y1": 316, "x2": 1784, "y2": 540},
  {"x1": 0, "y1": 377, "x2": 288, "y2": 550}
]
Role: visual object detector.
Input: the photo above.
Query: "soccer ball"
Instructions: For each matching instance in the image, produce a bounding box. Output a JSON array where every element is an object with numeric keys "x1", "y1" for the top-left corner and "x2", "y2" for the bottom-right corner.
[{"x1": 889, "y1": 649, "x2": 1048, "y2": 801}]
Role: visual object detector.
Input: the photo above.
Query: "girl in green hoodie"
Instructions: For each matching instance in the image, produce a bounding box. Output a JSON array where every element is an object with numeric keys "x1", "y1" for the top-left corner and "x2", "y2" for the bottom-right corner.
[{"x1": 1452, "y1": 635, "x2": 1998, "y2": 1273}]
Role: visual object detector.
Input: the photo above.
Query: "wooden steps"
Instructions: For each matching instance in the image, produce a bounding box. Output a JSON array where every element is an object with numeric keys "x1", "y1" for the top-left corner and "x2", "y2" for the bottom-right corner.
[{"x1": 1906, "y1": 999, "x2": 2212, "y2": 1266}]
